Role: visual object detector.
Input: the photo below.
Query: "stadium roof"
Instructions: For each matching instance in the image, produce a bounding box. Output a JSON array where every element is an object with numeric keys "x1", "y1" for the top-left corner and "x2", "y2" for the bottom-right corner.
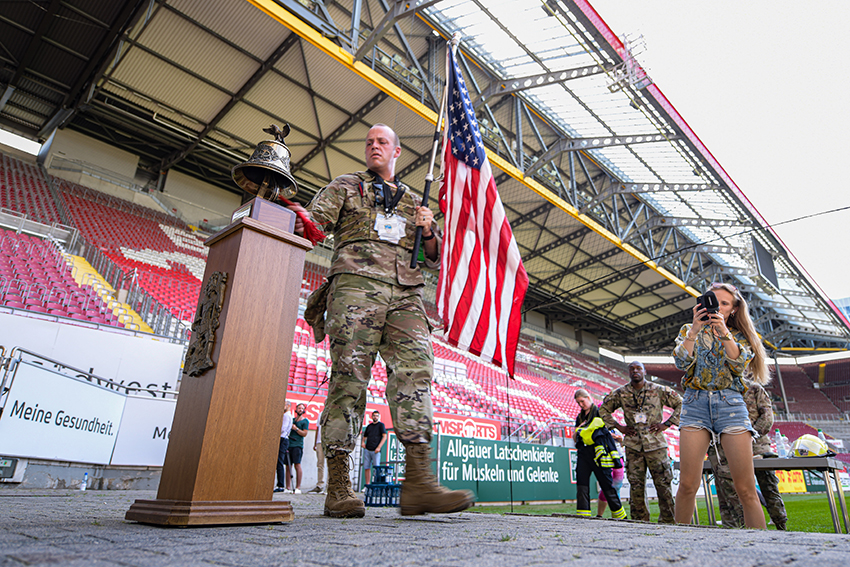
[{"x1": 1, "y1": 0, "x2": 847, "y2": 354}]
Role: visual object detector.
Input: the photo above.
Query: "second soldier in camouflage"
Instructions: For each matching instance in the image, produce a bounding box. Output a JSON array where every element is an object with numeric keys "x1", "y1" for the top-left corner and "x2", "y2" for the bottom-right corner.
[{"x1": 600, "y1": 361, "x2": 682, "y2": 523}]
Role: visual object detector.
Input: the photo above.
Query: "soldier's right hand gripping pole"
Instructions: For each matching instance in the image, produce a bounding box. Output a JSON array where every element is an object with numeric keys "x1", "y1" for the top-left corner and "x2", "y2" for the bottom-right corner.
[{"x1": 410, "y1": 33, "x2": 460, "y2": 269}]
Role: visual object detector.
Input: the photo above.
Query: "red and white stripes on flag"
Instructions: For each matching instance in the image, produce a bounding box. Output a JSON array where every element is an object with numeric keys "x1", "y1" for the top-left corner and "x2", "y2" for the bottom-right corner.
[{"x1": 436, "y1": 47, "x2": 528, "y2": 377}]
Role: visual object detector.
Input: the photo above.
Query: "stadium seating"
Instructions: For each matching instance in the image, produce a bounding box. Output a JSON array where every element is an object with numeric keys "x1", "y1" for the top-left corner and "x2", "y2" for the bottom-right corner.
[
  {"x1": 5, "y1": 148, "x2": 845, "y2": 439},
  {"x1": 644, "y1": 364, "x2": 685, "y2": 390},
  {"x1": 0, "y1": 153, "x2": 62, "y2": 224},
  {"x1": 800, "y1": 360, "x2": 850, "y2": 412},
  {"x1": 765, "y1": 366, "x2": 841, "y2": 415},
  {"x1": 56, "y1": 179, "x2": 207, "y2": 320},
  {"x1": 284, "y1": 314, "x2": 620, "y2": 436},
  {"x1": 0, "y1": 229, "x2": 121, "y2": 326},
  {"x1": 0, "y1": 150, "x2": 207, "y2": 322}
]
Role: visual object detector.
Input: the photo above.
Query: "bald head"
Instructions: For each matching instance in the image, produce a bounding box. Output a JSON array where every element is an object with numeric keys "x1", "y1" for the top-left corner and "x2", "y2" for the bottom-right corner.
[{"x1": 365, "y1": 124, "x2": 401, "y2": 180}]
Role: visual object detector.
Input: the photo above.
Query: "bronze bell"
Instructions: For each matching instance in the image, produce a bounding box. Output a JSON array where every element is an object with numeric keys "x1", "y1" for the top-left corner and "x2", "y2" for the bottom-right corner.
[{"x1": 232, "y1": 124, "x2": 298, "y2": 200}]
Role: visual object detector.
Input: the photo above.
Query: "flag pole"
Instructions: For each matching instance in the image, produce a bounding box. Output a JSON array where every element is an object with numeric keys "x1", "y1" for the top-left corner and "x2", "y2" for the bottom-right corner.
[{"x1": 410, "y1": 32, "x2": 461, "y2": 269}]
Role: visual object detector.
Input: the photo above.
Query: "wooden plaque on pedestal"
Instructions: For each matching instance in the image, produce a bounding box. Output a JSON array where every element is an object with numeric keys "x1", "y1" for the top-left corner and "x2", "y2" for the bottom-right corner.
[{"x1": 126, "y1": 204, "x2": 311, "y2": 526}]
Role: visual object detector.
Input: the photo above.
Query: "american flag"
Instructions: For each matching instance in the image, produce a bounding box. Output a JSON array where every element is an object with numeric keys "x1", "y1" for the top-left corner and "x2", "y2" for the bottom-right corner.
[{"x1": 436, "y1": 47, "x2": 528, "y2": 377}]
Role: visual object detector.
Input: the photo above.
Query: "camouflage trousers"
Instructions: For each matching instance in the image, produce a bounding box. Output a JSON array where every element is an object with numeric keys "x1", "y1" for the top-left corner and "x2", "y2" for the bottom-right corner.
[
  {"x1": 625, "y1": 447, "x2": 675, "y2": 523},
  {"x1": 708, "y1": 443, "x2": 787, "y2": 529},
  {"x1": 320, "y1": 274, "x2": 434, "y2": 453}
]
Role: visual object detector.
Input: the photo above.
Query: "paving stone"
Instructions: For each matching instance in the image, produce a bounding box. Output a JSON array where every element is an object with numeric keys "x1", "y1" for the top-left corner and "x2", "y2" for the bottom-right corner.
[{"x1": 1, "y1": 489, "x2": 849, "y2": 566}]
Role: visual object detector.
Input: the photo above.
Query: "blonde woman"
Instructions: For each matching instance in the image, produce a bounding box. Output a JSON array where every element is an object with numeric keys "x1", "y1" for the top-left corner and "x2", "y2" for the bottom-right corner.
[{"x1": 672, "y1": 282, "x2": 769, "y2": 529}]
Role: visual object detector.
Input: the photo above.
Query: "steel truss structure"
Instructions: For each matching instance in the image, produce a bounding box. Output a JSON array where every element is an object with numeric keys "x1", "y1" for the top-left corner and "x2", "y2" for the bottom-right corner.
[{"x1": 0, "y1": 0, "x2": 847, "y2": 354}]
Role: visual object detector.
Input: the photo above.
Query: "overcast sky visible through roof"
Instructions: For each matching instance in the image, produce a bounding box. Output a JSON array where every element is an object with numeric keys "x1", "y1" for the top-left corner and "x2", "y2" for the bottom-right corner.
[{"x1": 590, "y1": 0, "x2": 850, "y2": 301}]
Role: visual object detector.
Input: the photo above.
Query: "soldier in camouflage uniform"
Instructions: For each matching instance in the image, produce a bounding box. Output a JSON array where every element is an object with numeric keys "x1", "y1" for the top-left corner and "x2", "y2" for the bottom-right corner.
[
  {"x1": 707, "y1": 382, "x2": 787, "y2": 530},
  {"x1": 300, "y1": 124, "x2": 473, "y2": 518},
  {"x1": 600, "y1": 361, "x2": 682, "y2": 523}
]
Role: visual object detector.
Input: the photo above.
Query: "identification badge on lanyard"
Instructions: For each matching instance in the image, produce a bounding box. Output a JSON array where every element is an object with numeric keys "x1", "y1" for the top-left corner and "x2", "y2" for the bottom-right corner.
[
  {"x1": 374, "y1": 212, "x2": 406, "y2": 244},
  {"x1": 635, "y1": 412, "x2": 648, "y2": 424}
]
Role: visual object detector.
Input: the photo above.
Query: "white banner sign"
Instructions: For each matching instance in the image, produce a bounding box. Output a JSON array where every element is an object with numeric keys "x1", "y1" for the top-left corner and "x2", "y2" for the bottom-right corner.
[
  {"x1": 0, "y1": 362, "x2": 126, "y2": 464},
  {"x1": 110, "y1": 396, "x2": 177, "y2": 467},
  {"x1": 0, "y1": 313, "x2": 184, "y2": 394}
]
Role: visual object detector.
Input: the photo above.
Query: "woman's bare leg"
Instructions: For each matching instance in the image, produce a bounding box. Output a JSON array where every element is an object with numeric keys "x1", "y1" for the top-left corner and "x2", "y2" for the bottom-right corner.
[
  {"x1": 675, "y1": 427, "x2": 712, "y2": 524},
  {"x1": 721, "y1": 430, "x2": 766, "y2": 529}
]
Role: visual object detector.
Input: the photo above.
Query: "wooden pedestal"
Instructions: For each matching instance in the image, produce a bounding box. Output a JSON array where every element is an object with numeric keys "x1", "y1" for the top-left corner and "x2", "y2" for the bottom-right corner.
[{"x1": 126, "y1": 211, "x2": 311, "y2": 526}]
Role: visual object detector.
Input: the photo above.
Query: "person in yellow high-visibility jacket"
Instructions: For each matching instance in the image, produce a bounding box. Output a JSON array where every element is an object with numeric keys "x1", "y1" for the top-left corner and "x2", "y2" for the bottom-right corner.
[{"x1": 574, "y1": 389, "x2": 627, "y2": 519}]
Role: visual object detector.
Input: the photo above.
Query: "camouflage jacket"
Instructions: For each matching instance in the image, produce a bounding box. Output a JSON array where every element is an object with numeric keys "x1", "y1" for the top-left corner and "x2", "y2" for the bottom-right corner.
[
  {"x1": 599, "y1": 381, "x2": 682, "y2": 453},
  {"x1": 673, "y1": 324, "x2": 754, "y2": 393},
  {"x1": 308, "y1": 171, "x2": 441, "y2": 287},
  {"x1": 744, "y1": 382, "x2": 773, "y2": 455}
]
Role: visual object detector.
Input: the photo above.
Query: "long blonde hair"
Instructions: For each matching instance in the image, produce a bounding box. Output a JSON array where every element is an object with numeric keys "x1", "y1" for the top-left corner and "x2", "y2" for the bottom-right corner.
[{"x1": 710, "y1": 282, "x2": 770, "y2": 384}]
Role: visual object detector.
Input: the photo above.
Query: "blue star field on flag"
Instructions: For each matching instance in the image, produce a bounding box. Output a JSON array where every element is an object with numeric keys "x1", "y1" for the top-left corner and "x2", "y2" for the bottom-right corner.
[{"x1": 447, "y1": 51, "x2": 486, "y2": 171}]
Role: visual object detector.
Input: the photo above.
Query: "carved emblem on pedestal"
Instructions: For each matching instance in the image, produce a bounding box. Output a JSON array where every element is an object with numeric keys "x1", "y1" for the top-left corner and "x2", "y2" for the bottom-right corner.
[{"x1": 184, "y1": 272, "x2": 228, "y2": 377}]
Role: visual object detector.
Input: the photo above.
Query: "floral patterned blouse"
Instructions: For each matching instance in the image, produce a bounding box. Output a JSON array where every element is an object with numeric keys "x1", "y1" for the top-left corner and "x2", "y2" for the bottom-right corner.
[{"x1": 673, "y1": 324, "x2": 753, "y2": 393}]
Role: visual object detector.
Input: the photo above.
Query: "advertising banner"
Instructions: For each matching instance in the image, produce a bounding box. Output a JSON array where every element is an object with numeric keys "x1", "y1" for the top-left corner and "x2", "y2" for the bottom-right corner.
[
  {"x1": 776, "y1": 469, "x2": 807, "y2": 493},
  {"x1": 0, "y1": 362, "x2": 126, "y2": 464},
  {"x1": 437, "y1": 434, "x2": 577, "y2": 502},
  {"x1": 0, "y1": 313, "x2": 184, "y2": 394},
  {"x1": 282, "y1": 391, "x2": 502, "y2": 440},
  {"x1": 802, "y1": 469, "x2": 827, "y2": 493},
  {"x1": 282, "y1": 391, "x2": 387, "y2": 432},
  {"x1": 109, "y1": 396, "x2": 177, "y2": 466}
]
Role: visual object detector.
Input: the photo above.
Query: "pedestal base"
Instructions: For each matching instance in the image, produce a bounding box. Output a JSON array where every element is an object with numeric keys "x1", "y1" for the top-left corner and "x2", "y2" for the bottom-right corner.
[{"x1": 125, "y1": 499, "x2": 294, "y2": 526}]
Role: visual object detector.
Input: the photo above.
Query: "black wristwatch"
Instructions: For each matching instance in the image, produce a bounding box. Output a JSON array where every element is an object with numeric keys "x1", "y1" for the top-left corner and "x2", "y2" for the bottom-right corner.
[{"x1": 421, "y1": 231, "x2": 435, "y2": 241}]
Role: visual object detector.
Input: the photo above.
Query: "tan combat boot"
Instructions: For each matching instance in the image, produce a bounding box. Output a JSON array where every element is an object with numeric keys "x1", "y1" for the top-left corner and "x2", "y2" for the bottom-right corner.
[
  {"x1": 324, "y1": 450, "x2": 365, "y2": 518},
  {"x1": 400, "y1": 443, "x2": 475, "y2": 516}
]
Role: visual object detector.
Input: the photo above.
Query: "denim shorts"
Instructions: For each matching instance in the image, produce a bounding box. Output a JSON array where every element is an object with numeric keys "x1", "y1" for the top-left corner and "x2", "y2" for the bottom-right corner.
[{"x1": 680, "y1": 388, "x2": 755, "y2": 436}]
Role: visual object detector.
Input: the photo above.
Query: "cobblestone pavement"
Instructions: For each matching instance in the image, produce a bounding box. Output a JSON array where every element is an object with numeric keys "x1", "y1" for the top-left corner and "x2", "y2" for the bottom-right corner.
[{"x1": 1, "y1": 489, "x2": 848, "y2": 566}]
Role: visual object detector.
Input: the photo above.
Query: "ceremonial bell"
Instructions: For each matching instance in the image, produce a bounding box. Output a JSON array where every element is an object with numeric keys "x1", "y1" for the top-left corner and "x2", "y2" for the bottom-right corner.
[{"x1": 232, "y1": 124, "x2": 298, "y2": 200}]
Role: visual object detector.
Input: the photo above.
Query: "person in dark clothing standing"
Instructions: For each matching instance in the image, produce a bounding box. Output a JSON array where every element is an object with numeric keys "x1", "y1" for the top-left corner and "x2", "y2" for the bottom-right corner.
[
  {"x1": 574, "y1": 389, "x2": 627, "y2": 519},
  {"x1": 362, "y1": 411, "x2": 388, "y2": 486},
  {"x1": 287, "y1": 403, "x2": 309, "y2": 494}
]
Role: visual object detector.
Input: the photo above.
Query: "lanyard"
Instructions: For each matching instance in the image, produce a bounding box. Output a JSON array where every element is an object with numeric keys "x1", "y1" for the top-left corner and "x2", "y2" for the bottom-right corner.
[
  {"x1": 631, "y1": 386, "x2": 648, "y2": 413},
  {"x1": 372, "y1": 172, "x2": 405, "y2": 215}
]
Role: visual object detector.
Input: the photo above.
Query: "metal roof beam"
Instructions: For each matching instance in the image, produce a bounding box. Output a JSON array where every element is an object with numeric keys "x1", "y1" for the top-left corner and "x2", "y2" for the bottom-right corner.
[
  {"x1": 276, "y1": 0, "x2": 338, "y2": 39},
  {"x1": 354, "y1": 0, "x2": 442, "y2": 62},
  {"x1": 521, "y1": 226, "x2": 592, "y2": 263},
  {"x1": 645, "y1": 216, "x2": 746, "y2": 230},
  {"x1": 568, "y1": 264, "x2": 648, "y2": 302},
  {"x1": 525, "y1": 134, "x2": 679, "y2": 177},
  {"x1": 0, "y1": 0, "x2": 61, "y2": 114},
  {"x1": 396, "y1": 145, "x2": 432, "y2": 181},
  {"x1": 292, "y1": 93, "x2": 388, "y2": 175},
  {"x1": 39, "y1": 0, "x2": 149, "y2": 138},
  {"x1": 538, "y1": 247, "x2": 622, "y2": 288},
  {"x1": 160, "y1": 34, "x2": 300, "y2": 171},
  {"x1": 509, "y1": 202, "x2": 554, "y2": 229},
  {"x1": 764, "y1": 323, "x2": 846, "y2": 342},
  {"x1": 749, "y1": 300, "x2": 829, "y2": 314},
  {"x1": 522, "y1": 102, "x2": 570, "y2": 193},
  {"x1": 581, "y1": 182, "x2": 722, "y2": 215},
  {"x1": 623, "y1": 182, "x2": 723, "y2": 194},
  {"x1": 473, "y1": 64, "x2": 608, "y2": 108},
  {"x1": 631, "y1": 311, "x2": 693, "y2": 340},
  {"x1": 372, "y1": 0, "x2": 439, "y2": 108},
  {"x1": 657, "y1": 244, "x2": 748, "y2": 263},
  {"x1": 591, "y1": 280, "x2": 670, "y2": 315},
  {"x1": 738, "y1": 284, "x2": 809, "y2": 298},
  {"x1": 613, "y1": 292, "x2": 690, "y2": 324}
]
